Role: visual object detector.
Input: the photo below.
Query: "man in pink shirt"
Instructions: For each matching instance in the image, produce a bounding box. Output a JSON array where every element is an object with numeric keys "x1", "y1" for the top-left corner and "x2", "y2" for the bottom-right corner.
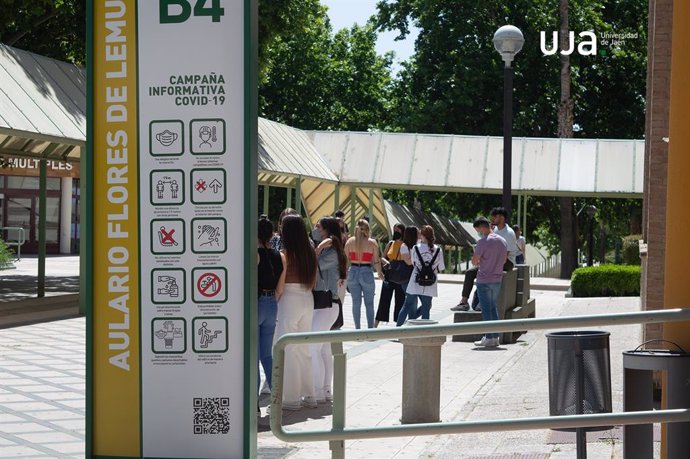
[{"x1": 472, "y1": 217, "x2": 507, "y2": 348}]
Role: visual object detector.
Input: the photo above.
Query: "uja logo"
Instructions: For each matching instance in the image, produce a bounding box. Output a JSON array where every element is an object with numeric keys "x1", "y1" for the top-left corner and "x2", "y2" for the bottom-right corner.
[{"x1": 540, "y1": 31, "x2": 597, "y2": 56}]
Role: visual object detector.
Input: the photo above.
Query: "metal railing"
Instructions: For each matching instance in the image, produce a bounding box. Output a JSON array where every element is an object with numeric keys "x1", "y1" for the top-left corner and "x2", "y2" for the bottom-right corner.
[
  {"x1": 0, "y1": 226, "x2": 26, "y2": 260},
  {"x1": 271, "y1": 308, "x2": 690, "y2": 458},
  {"x1": 530, "y1": 252, "x2": 561, "y2": 278}
]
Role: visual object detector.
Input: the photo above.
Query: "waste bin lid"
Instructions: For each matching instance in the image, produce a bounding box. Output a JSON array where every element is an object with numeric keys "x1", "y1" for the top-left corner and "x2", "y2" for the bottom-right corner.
[
  {"x1": 623, "y1": 349, "x2": 690, "y2": 357},
  {"x1": 546, "y1": 331, "x2": 610, "y2": 338},
  {"x1": 624, "y1": 340, "x2": 688, "y2": 358}
]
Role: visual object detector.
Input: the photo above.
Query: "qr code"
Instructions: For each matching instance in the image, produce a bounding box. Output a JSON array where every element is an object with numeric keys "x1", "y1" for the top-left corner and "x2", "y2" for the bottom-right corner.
[{"x1": 193, "y1": 397, "x2": 230, "y2": 434}]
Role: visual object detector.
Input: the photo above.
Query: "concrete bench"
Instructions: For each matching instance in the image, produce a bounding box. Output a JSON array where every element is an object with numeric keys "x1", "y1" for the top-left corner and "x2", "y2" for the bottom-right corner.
[{"x1": 452, "y1": 265, "x2": 536, "y2": 344}]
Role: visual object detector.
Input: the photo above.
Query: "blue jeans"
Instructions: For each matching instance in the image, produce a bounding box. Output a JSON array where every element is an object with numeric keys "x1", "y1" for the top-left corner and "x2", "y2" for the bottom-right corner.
[
  {"x1": 348, "y1": 265, "x2": 376, "y2": 328},
  {"x1": 396, "y1": 285, "x2": 433, "y2": 326},
  {"x1": 476, "y1": 283, "x2": 501, "y2": 339},
  {"x1": 257, "y1": 294, "x2": 277, "y2": 390}
]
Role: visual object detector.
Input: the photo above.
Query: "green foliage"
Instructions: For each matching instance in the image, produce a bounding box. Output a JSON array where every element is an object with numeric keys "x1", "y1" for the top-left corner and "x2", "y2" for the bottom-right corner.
[
  {"x1": 0, "y1": 238, "x2": 14, "y2": 269},
  {"x1": 376, "y1": 0, "x2": 647, "y2": 138},
  {"x1": 260, "y1": 5, "x2": 393, "y2": 130},
  {"x1": 621, "y1": 234, "x2": 642, "y2": 265},
  {"x1": 375, "y1": 0, "x2": 647, "y2": 265},
  {"x1": 258, "y1": 0, "x2": 323, "y2": 80},
  {"x1": 571, "y1": 265, "x2": 641, "y2": 297},
  {"x1": 0, "y1": 0, "x2": 85, "y2": 64}
]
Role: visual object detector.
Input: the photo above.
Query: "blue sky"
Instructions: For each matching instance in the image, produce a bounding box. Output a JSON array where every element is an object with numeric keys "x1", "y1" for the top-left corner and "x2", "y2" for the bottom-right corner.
[{"x1": 320, "y1": 0, "x2": 419, "y2": 69}]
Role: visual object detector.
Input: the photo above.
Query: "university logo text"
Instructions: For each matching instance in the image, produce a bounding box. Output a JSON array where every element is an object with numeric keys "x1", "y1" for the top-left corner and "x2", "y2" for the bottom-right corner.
[{"x1": 540, "y1": 31, "x2": 597, "y2": 56}]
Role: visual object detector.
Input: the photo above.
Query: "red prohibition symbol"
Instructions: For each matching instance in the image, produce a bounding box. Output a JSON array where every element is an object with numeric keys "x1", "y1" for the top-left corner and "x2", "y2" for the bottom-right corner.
[{"x1": 197, "y1": 272, "x2": 221, "y2": 298}]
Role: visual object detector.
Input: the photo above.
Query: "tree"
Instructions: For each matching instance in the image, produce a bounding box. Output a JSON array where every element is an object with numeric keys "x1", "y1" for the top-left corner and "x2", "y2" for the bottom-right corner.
[
  {"x1": 0, "y1": 0, "x2": 85, "y2": 64},
  {"x1": 258, "y1": 0, "x2": 324, "y2": 81},
  {"x1": 376, "y1": 0, "x2": 646, "y2": 265},
  {"x1": 558, "y1": 0, "x2": 578, "y2": 278},
  {"x1": 260, "y1": 5, "x2": 393, "y2": 131}
]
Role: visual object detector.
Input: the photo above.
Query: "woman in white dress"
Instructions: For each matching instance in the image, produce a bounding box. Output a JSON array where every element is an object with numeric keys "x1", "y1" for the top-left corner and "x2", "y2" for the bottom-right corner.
[{"x1": 275, "y1": 215, "x2": 318, "y2": 410}]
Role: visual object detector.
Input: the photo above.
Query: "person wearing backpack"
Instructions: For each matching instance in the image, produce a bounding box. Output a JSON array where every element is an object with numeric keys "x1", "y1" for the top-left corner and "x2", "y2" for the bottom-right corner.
[{"x1": 396, "y1": 225, "x2": 445, "y2": 326}]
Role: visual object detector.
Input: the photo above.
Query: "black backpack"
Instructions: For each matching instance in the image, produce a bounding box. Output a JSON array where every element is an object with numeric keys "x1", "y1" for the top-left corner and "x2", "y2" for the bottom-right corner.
[{"x1": 414, "y1": 246, "x2": 440, "y2": 286}]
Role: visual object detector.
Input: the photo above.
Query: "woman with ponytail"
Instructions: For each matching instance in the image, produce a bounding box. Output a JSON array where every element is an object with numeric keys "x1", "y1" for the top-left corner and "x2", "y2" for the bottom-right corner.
[{"x1": 396, "y1": 225, "x2": 445, "y2": 325}]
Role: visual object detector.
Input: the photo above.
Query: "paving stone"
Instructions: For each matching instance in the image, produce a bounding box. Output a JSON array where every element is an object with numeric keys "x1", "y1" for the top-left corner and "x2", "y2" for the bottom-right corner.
[
  {"x1": 0, "y1": 445, "x2": 48, "y2": 457},
  {"x1": 15, "y1": 431, "x2": 82, "y2": 444},
  {"x1": 42, "y1": 441, "x2": 84, "y2": 454},
  {"x1": 0, "y1": 280, "x2": 649, "y2": 458},
  {"x1": 0, "y1": 422, "x2": 52, "y2": 433}
]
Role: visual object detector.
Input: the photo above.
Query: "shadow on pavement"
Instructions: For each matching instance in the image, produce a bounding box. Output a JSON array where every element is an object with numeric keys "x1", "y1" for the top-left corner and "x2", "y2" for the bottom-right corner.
[
  {"x1": 0, "y1": 275, "x2": 80, "y2": 301},
  {"x1": 257, "y1": 394, "x2": 333, "y2": 433}
]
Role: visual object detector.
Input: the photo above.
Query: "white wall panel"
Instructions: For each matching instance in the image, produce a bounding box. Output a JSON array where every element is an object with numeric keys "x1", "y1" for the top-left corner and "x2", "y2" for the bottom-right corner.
[{"x1": 559, "y1": 139, "x2": 597, "y2": 192}]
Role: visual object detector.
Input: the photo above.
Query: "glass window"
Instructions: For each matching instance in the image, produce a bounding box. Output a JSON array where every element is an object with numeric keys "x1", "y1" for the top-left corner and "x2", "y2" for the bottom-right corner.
[
  {"x1": 5, "y1": 198, "x2": 31, "y2": 235},
  {"x1": 6, "y1": 176, "x2": 61, "y2": 191},
  {"x1": 36, "y1": 197, "x2": 60, "y2": 244}
]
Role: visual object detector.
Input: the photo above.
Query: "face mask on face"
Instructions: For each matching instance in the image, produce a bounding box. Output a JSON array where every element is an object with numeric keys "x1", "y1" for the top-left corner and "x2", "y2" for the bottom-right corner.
[
  {"x1": 311, "y1": 228, "x2": 323, "y2": 243},
  {"x1": 392, "y1": 232, "x2": 402, "y2": 240}
]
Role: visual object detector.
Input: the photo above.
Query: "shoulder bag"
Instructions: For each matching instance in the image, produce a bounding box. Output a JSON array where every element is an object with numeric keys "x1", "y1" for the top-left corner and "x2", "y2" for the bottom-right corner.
[
  {"x1": 388, "y1": 243, "x2": 413, "y2": 284},
  {"x1": 313, "y1": 263, "x2": 334, "y2": 309}
]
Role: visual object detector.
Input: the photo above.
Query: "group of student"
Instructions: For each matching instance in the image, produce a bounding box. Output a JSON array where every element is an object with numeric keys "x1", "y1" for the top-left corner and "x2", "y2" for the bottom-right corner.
[
  {"x1": 448, "y1": 207, "x2": 526, "y2": 348},
  {"x1": 257, "y1": 206, "x2": 528, "y2": 411},
  {"x1": 256, "y1": 208, "x2": 447, "y2": 412}
]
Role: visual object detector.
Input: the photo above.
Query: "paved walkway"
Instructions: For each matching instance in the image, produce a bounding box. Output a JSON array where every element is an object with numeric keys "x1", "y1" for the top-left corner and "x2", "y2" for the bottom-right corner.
[{"x1": 0, "y1": 257, "x2": 651, "y2": 458}]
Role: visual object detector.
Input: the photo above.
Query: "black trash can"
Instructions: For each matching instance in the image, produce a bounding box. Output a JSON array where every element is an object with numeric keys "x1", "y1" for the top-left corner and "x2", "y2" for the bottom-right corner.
[{"x1": 547, "y1": 331, "x2": 612, "y2": 417}]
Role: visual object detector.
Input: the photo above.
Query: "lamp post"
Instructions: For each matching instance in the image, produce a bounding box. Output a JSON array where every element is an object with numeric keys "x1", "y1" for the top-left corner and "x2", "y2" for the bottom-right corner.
[
  {"x1": 586, "y1": 205, "x2": 597, "y2": 266},
  {"x1": 493, "y1": 25, "x2": 524, "y2": 222}
]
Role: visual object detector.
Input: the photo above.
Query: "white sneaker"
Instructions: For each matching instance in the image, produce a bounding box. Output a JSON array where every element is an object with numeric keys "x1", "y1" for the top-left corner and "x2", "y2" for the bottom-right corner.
[
  {"x1": 474, "y1": 336, "x2": 499, "y2": 347},
  {"x1": 260, "y1": 380, "x2": 271, "y2": 395},
  {"x1": 302, "y1": 396, "x2": 318, "y2": 409}
]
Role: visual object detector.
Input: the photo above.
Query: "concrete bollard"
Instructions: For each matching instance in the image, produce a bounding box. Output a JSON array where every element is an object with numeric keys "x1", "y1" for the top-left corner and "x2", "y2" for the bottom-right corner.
[{"x1": 399, "y1": 319, "x2": 447, "y2": 424}]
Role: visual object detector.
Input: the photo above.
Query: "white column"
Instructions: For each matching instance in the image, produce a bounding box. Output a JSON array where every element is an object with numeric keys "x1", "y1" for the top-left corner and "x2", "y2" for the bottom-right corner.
[{"x1": 60, "y1": 177, "x2": 73, "y2": 254}]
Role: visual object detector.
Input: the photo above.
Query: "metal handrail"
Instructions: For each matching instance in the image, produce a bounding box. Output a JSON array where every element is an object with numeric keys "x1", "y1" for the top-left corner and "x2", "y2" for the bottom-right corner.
[
  {"x1": 0, "y1": 226, "x2": 26, "y2": 260},
  {"x1": 270, "y1": 308, "x2": 690, "y2": 457}
]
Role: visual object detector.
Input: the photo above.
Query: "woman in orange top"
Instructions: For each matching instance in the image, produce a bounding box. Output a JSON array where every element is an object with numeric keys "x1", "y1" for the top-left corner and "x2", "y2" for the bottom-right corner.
[
  {"x1": 374, "y1": 223, "x2": 406, "y2": 327},
  {"x1": 344, "y1": 219, "x2": 385, "y2": 328}
]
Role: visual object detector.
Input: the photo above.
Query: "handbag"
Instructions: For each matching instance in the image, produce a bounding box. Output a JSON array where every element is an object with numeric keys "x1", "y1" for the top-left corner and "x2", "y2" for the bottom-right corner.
[
  {"x1": 387, "y1": 243, "x2": 413, "y2": 284},
  {"x1": 313, "y1": 263, "x2": 334, "y2": 309},
  {"x1": 330, "y1": 297, "x2": 344, "y2": 329}
]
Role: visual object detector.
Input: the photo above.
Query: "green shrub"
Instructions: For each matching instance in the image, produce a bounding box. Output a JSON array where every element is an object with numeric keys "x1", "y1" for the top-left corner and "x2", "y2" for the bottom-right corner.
[
  {"x1": 0, "y1": 238, "x2": 14, "y2": 269},
  {"x1": 571, "y1": 265, "x2": 641, "y2": 297},
  {"x1": 621, "y1": 234, "x2": 642, "y2": 265}
]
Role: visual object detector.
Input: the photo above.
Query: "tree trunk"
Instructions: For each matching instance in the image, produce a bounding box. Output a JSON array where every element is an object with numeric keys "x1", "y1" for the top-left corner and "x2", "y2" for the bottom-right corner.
[{"x1": 558, "y1": 0, "x2": 579, "y2": 278}]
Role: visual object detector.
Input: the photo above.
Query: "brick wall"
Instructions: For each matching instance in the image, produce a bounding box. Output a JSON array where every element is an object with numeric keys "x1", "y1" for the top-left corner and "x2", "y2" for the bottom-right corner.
[{"x1": 642, "y1": 0, "x2": 673, "y2": 342}]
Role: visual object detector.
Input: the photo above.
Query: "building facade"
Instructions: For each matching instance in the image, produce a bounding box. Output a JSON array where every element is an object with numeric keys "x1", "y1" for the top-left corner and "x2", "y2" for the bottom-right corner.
[{"x1": 0, "y1": 157, "x2": 80, "y2": 254}]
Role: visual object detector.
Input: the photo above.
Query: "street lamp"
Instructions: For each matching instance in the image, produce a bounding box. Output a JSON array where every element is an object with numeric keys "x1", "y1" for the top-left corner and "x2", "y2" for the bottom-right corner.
[
  {"x1": 586, "y1": 205, "x2": 597, "y2": 266},
  {"x1": 493, "y1": 25, "x2": 524, "y2": 222}
]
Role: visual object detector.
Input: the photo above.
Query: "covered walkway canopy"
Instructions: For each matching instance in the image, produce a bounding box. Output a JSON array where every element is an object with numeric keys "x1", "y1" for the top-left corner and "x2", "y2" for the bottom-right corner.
[
  {"x1": 0, "y1": 44, "x2": 84, "y2": 162},
  {"x1": 309, "y1": 131, "x2": 644, "y2": 198},
  {"x1": 1, "y1": 43, "x2": 645, "y2": 277},
  {"x1": 384, "y1": 200, "x2": 477, "y2": 248}
]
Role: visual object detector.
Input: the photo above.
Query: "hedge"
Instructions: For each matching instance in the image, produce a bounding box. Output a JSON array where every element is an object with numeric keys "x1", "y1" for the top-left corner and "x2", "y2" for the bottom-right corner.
[
  {"x1": 0, "y1": 239, "x2": 13, "y2": 269},
  {"x1": 571, "y1": 265, "x2": 641, "y2": 297}
]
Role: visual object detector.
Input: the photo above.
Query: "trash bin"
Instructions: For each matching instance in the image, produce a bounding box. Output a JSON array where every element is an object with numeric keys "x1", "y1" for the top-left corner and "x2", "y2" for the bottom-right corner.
[
  {"x1": 546, "y1": 331, "x2": 612, "y2": 417},
  {"x1": 622, "y1": 341, "x2": 690, "y2": 459}
]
